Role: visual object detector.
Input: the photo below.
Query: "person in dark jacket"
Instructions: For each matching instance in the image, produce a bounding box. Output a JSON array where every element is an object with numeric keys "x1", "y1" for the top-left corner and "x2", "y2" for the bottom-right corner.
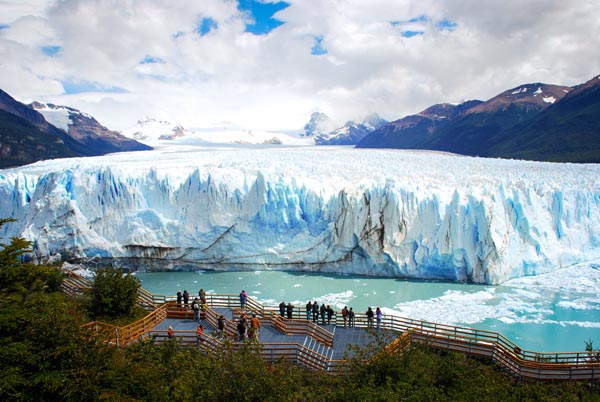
[
  {"x1": 279, "y1": 301, "x2": 286, "y2": 317},
  {"x1": 312, "y1": 301, "x2": 319, "y2": 323},
  {"x1": 320, "y1": 303, "x2": 326, "y2": 325},
  {"x1": 326, "y1": 305, "x2": 334, "y2": 324},
  {"x1": 305, "y1": 301, "x2": 312, "y2": 320},
  {"x1": 286, "y1": 302, "x2": 294, "y2": 319},
  {"x1": 217, "y1": 315, "x2": 225, "y2": 338},
  {"x1": 183, "y1": 290, "x2": 190, "y2": 308},
  {"x1": 366, "y1": 307, "x2": 374, "y2": 328}
]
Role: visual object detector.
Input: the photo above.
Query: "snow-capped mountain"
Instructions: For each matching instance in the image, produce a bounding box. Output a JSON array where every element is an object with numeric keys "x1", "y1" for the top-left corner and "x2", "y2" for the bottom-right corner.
[
  {"x1": 121, "y1": 117, "x2": 189, "y2": 144},
  {"x1": 122, "y1": 117, "x2": 314, "y2": 146},
  {"x1": 1, "y1": 146, "x2": 598, "y2": 285},
  {"x1": 303, "y1": 112, "x2": 336, "y2": 137},
  {"x1": 309, "y1": 112, "x2": 388, "y2": 145},
  {"x1": 30, "y1": 101, "x2": 151, "y2": 155},
  {"x1": 0, "y1": 89, "x2": 150, "y2": 168}
]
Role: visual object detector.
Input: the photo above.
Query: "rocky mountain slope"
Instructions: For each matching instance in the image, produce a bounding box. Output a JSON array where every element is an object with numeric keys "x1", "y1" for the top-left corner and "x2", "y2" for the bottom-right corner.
[
  {"x1": 358, "y1": 75, "x2": 599, "y2": 163},
  {"x1": 0, "y1": 89, "x2": 151, "y2": 168}
]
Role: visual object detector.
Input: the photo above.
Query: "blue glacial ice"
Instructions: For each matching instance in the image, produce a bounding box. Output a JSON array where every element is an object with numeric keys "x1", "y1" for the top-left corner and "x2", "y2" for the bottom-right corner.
[{"x1": 1, "y1": 145, "x2": 599, "y2": 284}]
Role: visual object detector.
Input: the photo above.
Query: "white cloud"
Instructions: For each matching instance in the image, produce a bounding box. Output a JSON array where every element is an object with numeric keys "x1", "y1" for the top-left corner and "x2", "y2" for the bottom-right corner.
[{"x1": 0, "y1": 0, "x2": 598, "y2": 131}]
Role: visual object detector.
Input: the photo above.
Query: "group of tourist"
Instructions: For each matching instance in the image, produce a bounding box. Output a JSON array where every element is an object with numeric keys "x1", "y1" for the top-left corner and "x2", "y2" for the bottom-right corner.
[
  {"x1": 236, "y1": 312, "x2": 261, "y2": 342},
  {"x1": 365, "y1": 306, "x2": 384, "y2": 330},
  {"x1": 170, "y1": 288, "x2": 386, "y2": 343}
]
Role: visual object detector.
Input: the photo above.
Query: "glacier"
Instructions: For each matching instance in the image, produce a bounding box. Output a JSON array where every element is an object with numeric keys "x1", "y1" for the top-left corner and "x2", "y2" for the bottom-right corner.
[{"x1": 1, "y1": 145, "x2": 599, "y2": 284}]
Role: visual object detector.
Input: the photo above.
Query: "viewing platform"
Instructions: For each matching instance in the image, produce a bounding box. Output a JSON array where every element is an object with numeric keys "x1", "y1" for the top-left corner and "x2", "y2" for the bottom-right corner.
[{"x1": 65, "y1": 271, "x2": 600, "y2": 381}]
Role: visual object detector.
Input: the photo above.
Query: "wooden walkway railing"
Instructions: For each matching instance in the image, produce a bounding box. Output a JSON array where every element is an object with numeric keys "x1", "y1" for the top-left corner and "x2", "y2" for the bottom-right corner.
[
  {"x1": 148, "y1": 329, "x2": 340, "y2": 373},
  {"x1": 64, "y1": 273, "x2": 600, "y2": 380}
]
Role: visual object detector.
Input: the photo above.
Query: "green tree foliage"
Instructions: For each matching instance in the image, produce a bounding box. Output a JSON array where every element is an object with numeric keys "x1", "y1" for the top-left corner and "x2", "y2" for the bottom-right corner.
[
  {"x1": 0, "y1": 218, "x2": 63, "y2": 297},
  {"x1": 90, "y1": 266, "x2": 141, "y2": 317}
]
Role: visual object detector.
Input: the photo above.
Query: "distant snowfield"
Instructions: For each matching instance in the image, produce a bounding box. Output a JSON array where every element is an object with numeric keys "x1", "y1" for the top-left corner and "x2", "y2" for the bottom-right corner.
[{"x1": 1, "y1": 145, "x2": 599, "y2": 284}]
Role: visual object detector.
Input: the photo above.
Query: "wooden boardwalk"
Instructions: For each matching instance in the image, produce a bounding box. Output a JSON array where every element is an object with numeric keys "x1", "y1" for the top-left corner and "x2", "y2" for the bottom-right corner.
[{"x1": 64, "y1": 271, "x2": 600, "y2": 380}]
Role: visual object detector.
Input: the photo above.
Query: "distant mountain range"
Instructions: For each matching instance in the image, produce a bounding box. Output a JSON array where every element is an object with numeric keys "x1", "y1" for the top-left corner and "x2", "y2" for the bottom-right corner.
[
  {"x1": 303, "y1": 112, "x2": 388, "y2": 145},
  {"x1": 0, "y1": 89, "x2": 151, "y2": 169},
  {"x1": 3, "y1": 73, "x2": 599, "y2": 168},
  {"x1": 358, "y1": 75, "x2": 600, "y2": 163}
]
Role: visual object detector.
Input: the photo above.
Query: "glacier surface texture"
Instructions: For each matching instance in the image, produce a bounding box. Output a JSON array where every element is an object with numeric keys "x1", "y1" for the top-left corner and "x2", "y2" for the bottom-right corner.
[{"x1": 1, "y1": 146, "x2": 599, "y2": 284}]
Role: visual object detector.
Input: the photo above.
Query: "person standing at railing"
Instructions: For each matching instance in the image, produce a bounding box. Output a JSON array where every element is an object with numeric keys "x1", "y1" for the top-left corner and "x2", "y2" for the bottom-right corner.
[
  {"x1": 305, "y1": 301, "x2": 312, "y2": 320},
  {"x1": 326, "y1": 305, "x2": 334, "y2": 325},
  {"x1": 183, "y1": 290, "x2": 190, "y2": 309},
  {"x1": 192, "y1": 297, "x2": 201, "y2": 322},
  {"x1": 341, "y1": 306, "x2": 348, "y2": 327},
  {"x1": 348, "y1": 307, "x2": 355, "y2": 327},
  {"x1": 239, "y1": 290, "x2": 247, "y2": 309},
  {"x1": 319, "y1": 303, "x2": 326, "y2": 325},
  {"x1": 286, "y1": 302, "x2": 294, "y2": 319},
  {"x1": 312, "y1": 301, "x2": 319, "y2": 323},
  {"x1": 199, "y1": 288, "x2": 206, "y2": 304},
  {"x1": 176, "y1": 291, "x2": 183, "y2": 308},
  {"x1": 376, "y1": 307, "x2": 382, "y2": 330},
  {"x1": 167, "y1": 326, "x2": 174, "y2": 339},
  {"x1": 366, "y1": 307, "x2": 374, "y2": 328},
  {"x1": 279, "y1": 301, "x2": 286, "y2": 317}
]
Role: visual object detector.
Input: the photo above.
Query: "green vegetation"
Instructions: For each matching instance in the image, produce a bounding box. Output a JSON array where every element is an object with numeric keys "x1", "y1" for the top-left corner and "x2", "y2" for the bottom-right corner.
[
  {"x1": 90, "y1": 266, "x2": 141, "y2": 318},
  {"x1": 0, "y1": 219, "x2": 599, "y2": 401}
]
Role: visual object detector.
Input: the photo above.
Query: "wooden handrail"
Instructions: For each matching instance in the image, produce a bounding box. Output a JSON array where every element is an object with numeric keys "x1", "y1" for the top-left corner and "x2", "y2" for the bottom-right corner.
[{"x1": 64, "y1": 276, "x2": 600, "y2": 380}]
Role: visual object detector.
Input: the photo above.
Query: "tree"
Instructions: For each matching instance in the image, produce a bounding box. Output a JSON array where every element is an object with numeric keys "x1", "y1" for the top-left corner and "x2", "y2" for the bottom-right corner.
[
  {"x1": 0, "y1": 218, "x2": 63, "y2": 296},
  {"x1": 91, "y1": 266, "x2": 140, "y2": 317}
]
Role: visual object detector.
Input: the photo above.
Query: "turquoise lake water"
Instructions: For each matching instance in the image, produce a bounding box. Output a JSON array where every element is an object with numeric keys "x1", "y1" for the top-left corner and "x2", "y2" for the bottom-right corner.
[{"x1": 134, "y1": 263, "x2": 600, "y2": 353}]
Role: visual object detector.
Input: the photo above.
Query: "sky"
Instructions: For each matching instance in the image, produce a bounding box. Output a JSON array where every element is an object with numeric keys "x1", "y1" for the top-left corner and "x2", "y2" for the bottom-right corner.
[{"x1": 0, "y1": 0, "x2": 599, "y2": 131}]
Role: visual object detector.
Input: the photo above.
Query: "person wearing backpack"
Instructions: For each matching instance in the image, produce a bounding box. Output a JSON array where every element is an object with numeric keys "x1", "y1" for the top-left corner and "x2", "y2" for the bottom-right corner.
[{"x1": 341, "y1": 306, "x2": 348, "y2": 327}]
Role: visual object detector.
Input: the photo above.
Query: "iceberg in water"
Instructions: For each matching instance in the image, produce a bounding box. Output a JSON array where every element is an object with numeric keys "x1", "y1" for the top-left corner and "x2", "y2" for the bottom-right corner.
[{"x1": 1, "y1": 145, "x2": 599, "y2": 284}]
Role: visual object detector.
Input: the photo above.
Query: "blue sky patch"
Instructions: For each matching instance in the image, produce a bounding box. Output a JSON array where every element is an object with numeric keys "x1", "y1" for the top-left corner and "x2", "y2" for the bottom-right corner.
[
  {"x1": 197, "y1": 17, "x2": 218, "y2": 36},
  {"x1": 438, "y1": 18, "x2": 458, "y2": 31},
  {"x1": 42, "y1": 45, "x2": 61, "y2": 57},
  {"x1": 402, "y1": 31, "x2": 424, "y2": 38},
  {"x1": 391, "y1": 15, "x2": 457, "y2": 37},
  {"x1": 139, "y1": 56, "x2": 163, "y2": 64},
  {"x1": 408, "y1": 15, "x2": 428, "y2": 23},
  {"x1": 62, "y1": 79, "x2": 127, "y2": 95},
  {"x1": 238, "y1": 0, "x2": 289, "y2": 35},
  {"x1": 311, "y1": 35, "x2": 327, "y2": 55}
]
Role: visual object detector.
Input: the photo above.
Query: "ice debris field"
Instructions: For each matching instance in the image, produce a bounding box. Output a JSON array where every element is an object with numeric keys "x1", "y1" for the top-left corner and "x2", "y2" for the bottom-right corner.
[{"x1": 1, "y1": 145, "x2": 599, "y2": 285}]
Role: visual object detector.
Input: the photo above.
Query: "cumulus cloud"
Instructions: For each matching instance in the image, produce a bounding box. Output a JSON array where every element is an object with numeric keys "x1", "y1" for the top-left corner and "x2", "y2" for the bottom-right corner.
[{"x1": 0, "y1": 0, "x2": 598, "y2": 130}]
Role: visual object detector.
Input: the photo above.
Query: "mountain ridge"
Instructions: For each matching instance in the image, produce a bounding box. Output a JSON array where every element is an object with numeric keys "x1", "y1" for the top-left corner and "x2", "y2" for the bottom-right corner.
[
  {"x1": 357, "y1": 75, "x2": 600, "y2": 163},
  {"x1": 0, "y1": 89, "x2": 151, "y2": 168}
]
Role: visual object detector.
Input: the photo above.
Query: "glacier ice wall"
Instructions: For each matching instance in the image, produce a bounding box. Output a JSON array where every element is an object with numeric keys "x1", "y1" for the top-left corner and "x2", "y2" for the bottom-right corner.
[{"x1": 1, "y1": 146, "x2": 599, "y2": 284}]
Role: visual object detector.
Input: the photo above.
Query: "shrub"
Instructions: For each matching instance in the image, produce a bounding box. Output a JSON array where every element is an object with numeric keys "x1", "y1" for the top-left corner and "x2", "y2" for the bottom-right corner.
[{"x1": 90, "y1": 266, "x2": 140, "y2": 317}]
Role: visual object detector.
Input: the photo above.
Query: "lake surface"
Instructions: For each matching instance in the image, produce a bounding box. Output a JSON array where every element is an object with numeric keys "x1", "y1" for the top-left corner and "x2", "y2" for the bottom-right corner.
[{"x1": 134, "y1": 263, "x2": 600, "y2": 353}]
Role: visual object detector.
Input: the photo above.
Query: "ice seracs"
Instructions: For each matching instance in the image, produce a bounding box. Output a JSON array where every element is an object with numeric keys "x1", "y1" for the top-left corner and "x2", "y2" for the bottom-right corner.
[{"x1": 1, "y1": 146, "x2": 599, "y2": 285}]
